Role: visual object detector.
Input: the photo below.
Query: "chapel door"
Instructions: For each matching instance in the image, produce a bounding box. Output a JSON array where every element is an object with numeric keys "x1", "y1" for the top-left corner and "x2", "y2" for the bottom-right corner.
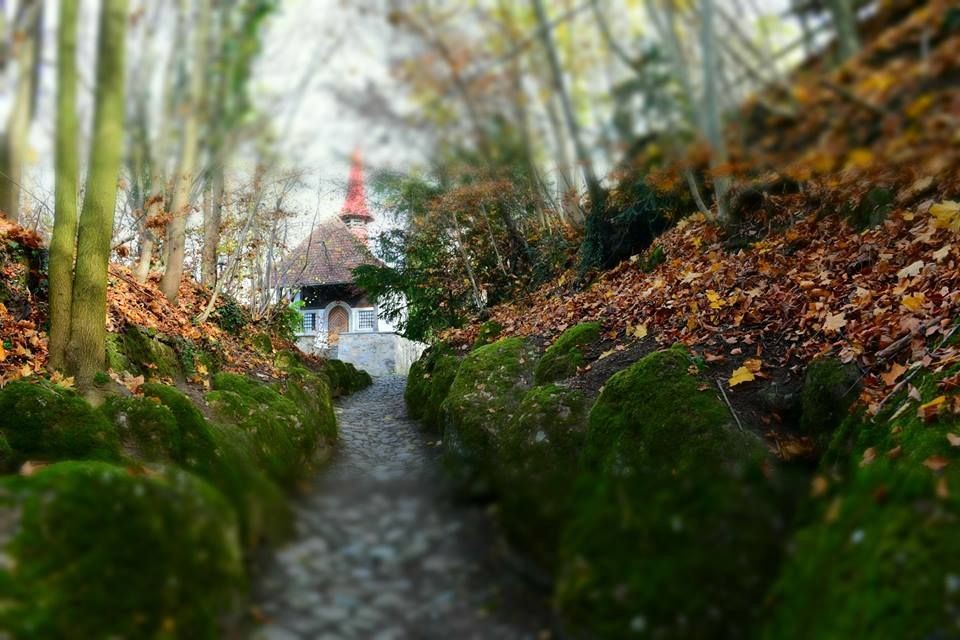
[{"x1": 328, "y1": 306, "x2": 349, "y2": 345}]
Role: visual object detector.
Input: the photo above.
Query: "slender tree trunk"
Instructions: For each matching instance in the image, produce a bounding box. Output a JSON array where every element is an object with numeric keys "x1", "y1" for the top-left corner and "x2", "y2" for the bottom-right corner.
[
  {"x1": 0, "y1": 1, "x2": 41, "y2": 222},
  {"x1": 134, "y1": 196, "x2": 161, "y2": 282},
  {"x1": 48, "y1": 0, "x2": 80, "y2": 372},
  {"x1": 530, "y1": 0, "x2": 604, "y2": 213},
  {"x1": 700, "y1": 0, "x2": 730, "y2": 221},
  {"x1": 825, "y1": 0, "x2": 860, "y2": 62},
  {"x1": 201, "y1": 164, "x2": 224, "y2": 286},
  {"x1": 159, "y1": 0, "x2": 209, "y2": 302},
  {"x1": 66, "y1": 0, "x2": 128, "y2": 390}
]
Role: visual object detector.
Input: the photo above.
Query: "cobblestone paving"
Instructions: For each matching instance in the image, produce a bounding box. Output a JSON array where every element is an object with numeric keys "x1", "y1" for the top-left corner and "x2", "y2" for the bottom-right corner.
[{"x1": 249, "y1": 377, "x2": 553, "y2": 640}]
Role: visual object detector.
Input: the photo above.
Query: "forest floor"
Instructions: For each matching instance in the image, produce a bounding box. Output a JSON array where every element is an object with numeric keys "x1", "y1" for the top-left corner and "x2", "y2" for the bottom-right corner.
[{"x1": 247, "y1": 377, "x2": 555, "y2": 640}]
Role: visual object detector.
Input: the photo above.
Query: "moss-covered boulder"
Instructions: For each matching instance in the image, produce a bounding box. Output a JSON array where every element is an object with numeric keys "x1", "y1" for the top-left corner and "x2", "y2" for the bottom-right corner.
[
  {"x1": 441, "y1": 337, "x2": 538, "y2": 495},
  {"x1": 800, "y1": 356, "x2": 860, "y2": 442},
  {"x1": 764, "y1": 370, "x2": 960, "y2": 639},
  {"x1": 557, "y1": 347, "x2": 783, "y2": 639},
  {"x1": 206, "y1": 374, "x2": 306, "y2": 487},
  {"x1": 473, "y1": 320, "x2": 503, "y2": 349},
  {"x1": 280, "y1": 367, "x2": 338, "y2": 451},
  {"x1": 142, "y1": 383, "x2": 290, "y2": 546},
  {"x1": 250, "y1": 332, "x2": 274, "y2": 355},
  {"x1": 119, "y1": 325, "x2": 183, "y2": 380},
  {"x1": 0, "y1": 461, "x2": 244, "y2": 639},
  {"x1": 101, "y1": 395, "x2": 180, "y2": 462},
  {"x1": 0, "y1": 380, "x2": 120, "y2": 472},
  {"x1": 324, "y1": 359, "x2": 372, "y2": 396},
  {"x1": 534, "y1": 322, "x2": 601, "y2": 384},
  {"x1": 496, "y1": 384, "x2": 587, "y2": 568}
]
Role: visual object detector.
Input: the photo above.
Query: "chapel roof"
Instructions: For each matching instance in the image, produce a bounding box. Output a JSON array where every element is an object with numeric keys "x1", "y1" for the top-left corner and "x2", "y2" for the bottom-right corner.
[{"x1": 275, "y1": 216, "x2": 381, "y2": 288}]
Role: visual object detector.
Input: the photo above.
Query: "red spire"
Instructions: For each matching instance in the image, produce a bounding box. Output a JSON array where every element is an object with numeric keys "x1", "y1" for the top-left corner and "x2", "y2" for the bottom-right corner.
[{"x1": 340, "y1": 149, "x2": 373, "y2": 243}]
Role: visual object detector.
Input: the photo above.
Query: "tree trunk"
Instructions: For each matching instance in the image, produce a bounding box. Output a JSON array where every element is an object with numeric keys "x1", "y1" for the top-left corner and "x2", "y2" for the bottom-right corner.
[
  {"x1": 66, "y1": 0, "x2": 128, "y2": 391},
  {"x1": 0, "y1": 1, "x2": 42, "y2": 222},
  {"x1": 530, "y1": 0, "x2": 604, "y2": 214},
  {"x1": 48, "y1": 0, "x2": 80, "y2": 372},
  {"x1": 825, "y1": 0, "x2": 860, "y2": 62},
  {"x1": 700, "y1": 0, "x2": 730, "y2": 221},
  {"x1": 201, "y1": 164, "x2": 224, "y2": 286},
  {"x1": 159, "y1": 0, "x2": 209, "y2": 302}
]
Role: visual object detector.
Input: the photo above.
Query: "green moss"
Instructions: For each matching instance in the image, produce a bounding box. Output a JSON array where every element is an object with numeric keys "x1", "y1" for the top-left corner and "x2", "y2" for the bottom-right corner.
[
  {"x1": 251, "y1": 332, "x2": 274, "y2": 355},
  {"x1": 280, "y1": 367, "x2": 338, "y2": 451},
  {"x1": 101, "y1": 395, "x2": 181, "y2": 462},
  {"x1": 0, "y1": 380, "x2": 120, "y2": 472},
  {"x1": 207, "y1": 374, "x2": 306, "y2": 486},
  {"x1": 765, "y1": 369, "x2": 960, "y2": 639},
  {"x1": 324, "y1": 359, "x2": 372, "y2": 396},
  {"x1": 801, "y1": 356, "x2": 860, "y2": 442},
  {"x1": 473, "y1": 320, "x2": 504, "y2": 349},
  {"x1": 105, "y1": 332, "x2": 131, "y2": 373},
  {"x1": 141, "y1": 382, "x2": 290, "y2": 547},
  {"x1": 496, "y1": 384, "x2": 587, "y2": 569},
  {"x1": 557, "y1": 346, "x2": 782, "y2": 639},
  {"x1": 274, "y1": 349, "x2": 304, "y2": 372},
  {"x1": 534, "y1": 322, "x2": 601, "y2": 384},
  {"x1": 0, "y1": 461, "x2": 244, "y2": 639},
  {"x1": 441, "y1": 337, "x2": 538, "y2": 496},
  {"x1": 423, "y1": 355, "x2": 461, "y2": 431},
  {"x1": 120, "y1": 325, "x2": 183, "y2": 381},
  {"x1": 405, "y1": 344, "x2": 454, "y2": 420}
]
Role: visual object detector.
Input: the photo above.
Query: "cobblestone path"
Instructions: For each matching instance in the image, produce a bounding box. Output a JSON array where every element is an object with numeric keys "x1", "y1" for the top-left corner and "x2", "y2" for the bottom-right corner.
[{"x1": 249, "y1": 377, "x2": 554, "y2": 640}]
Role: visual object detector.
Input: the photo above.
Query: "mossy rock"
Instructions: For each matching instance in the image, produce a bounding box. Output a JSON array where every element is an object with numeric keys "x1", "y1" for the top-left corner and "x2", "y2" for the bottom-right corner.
[
  {"x1": 764, "y1": 369, "x2": 960, "y2": 639},
  {"x1": 405, "y1": 344, "x2": 455, "y2": 421},
  {"x1": 557, "y1": 346, "x2": 783, "y2": 639},
  {"x1": 324, "y1": 359, "x2": 372, "y2": 396},
  {"x1": 142, "y1": 383, "x2": 290, "y2": 546},
  {"x1": 280, "y1": 367, "x2": 338, "y2": 450},
  {"x1": 0, "y1": 461, "x2": 244, "y2": 639},
  {"x1": 534, "y1": 322, "x2": 601, "y2": 384},
  {"x1": 800, "y1": 356, "x2": 860, "y2": 442},
  {"x1": 120, "y1": 325, "x2": 183, "y2": 381},
  {"x1": 441, "y1": 337, "x2": 538, "y2": 496},
  {"x1": 0, "y1": 380, "x2": 120, "y2": 472},
  {"x1": 473, "y1": 320, "x2": 504, "y2": 349},
  {"x1": 274, "y1": 349, "x2": 305, "y2": 372},
  {"x1": 496, "y1": 384, "x2": 587, "y2": 569},
  {"x1": 206, "y1": 373, "x2": 306, "y2": 487},
  {"x1": 105, "y1": 332, "x2": 132, "y2": 373},
  {"x1": 423, "y1": 355, "x2": 462, "y2": 432},
  {"x1": 101, "y1": 395, "x2": 181, "y2": 463},
  {"x1": 251, "y1": 333, "x2": 274, "y2": 355}
]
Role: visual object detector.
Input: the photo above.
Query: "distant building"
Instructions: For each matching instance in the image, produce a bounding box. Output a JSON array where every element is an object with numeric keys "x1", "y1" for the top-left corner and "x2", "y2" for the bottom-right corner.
[{"x1": 276, "y1": 151, "x2": 425, "y2": 376}]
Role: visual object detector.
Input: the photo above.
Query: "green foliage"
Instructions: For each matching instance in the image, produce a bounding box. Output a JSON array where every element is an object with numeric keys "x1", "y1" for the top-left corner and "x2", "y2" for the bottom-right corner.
[
  {"x1": 0, "y1": 380, "x2": 120, "y2": 472},
  {"x1": 440, "y1": 337, "x2": 538, "y2": 496},
  {"x1": 101, "y1": 395, "x2": 181, "y2": 462},
  {"x1": 472, "y1": 320, "x2": 503, "y2": 349},
  {"x1": 267, "y1": 301, "x2": 304, "y2": 343},
  {"x1": 0, "y1": 461, "x2": 244, "y2": 639},
  {"x1": 250, "y1": 332, "x2": 274, "y2": 355},
  {"x1": 764, "y1": 369, "x2": 960, "y2": 639},
  {"x1": 534, "y1": 322, "x2": 601, "y2": 384},
  {"x1": 557, "y1": 347, "x2": 783, "y2": 639},
  {"x1": 579, "y1": 180, "x2": 670, "y2": 274},
  {"x1": 496, "y1": 384, "x2": 587, "y2": 569},
  {"x1": 210, "y1": 295, "x2": 249, "y2": 335}
]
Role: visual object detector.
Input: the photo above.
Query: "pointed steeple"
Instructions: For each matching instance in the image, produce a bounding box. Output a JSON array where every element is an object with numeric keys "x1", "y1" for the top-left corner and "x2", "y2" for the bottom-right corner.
[{"x1": 339, "y1": 148, "x2": 373, "y2": 244}]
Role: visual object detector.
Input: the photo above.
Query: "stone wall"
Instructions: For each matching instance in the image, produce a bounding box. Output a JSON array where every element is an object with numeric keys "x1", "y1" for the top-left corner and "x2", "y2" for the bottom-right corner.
[{"x1": 336, "y1": 332, "x2": 427, "y2": 377}]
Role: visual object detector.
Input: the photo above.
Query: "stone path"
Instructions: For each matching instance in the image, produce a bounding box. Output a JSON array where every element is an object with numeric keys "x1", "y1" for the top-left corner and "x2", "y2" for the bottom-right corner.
[{"x1": 249, "y1": 377, "x2": 554, "y2": 640}]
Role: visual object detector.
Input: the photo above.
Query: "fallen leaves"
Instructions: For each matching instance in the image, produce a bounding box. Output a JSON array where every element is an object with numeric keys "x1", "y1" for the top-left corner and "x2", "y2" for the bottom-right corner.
[
  {"x1": 729, "y1": 359, "x2": 762, "y2": 388},
  {"x1": 918, "y1": 395, "x2": 947, "y2": 421},
  {"x1": 930, "y1": 201, "x2": 960, "y2": 232}
]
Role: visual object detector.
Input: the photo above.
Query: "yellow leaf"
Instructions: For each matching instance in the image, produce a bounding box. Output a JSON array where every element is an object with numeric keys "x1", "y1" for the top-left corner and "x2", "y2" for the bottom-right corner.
[
  {"x1": 918, "y1": 395, "x2": 947, "y2": 421},
  {"x1": 930, "y1": 201, "x2": 960, "y2": 232},
  {"x1": 824, "y1": 312, "x2": 847, "y2": 333},
  {"x1": 901, "y1": 293, "x2": 925, "y2": 312},
  {"x1": 728, "y1": 366, "x2": 755, "y2": 387},
  {"x1": 0, "y1": 343, "x2": 6, "y2": 363},
  {"x1": 628, "y1": 323, "x2": 648, "y2": 339},
  {"x1": 706, "y1": 290, "x2": 724, "y2": 310},
  {"x1": 846, "y1": 148, "x2": 874, "y2": 170}
]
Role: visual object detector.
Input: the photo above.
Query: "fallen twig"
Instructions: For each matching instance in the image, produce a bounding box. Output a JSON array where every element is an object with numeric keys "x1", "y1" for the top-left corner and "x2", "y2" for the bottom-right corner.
[{"x1": 716, "y1": 378, "x2": 745, "y2": 433}]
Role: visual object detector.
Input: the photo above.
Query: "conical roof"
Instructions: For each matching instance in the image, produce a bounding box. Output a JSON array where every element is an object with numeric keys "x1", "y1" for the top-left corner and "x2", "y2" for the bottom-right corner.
[{"x1": 275, "y1": 216, "x2": 380, "y2": 288}]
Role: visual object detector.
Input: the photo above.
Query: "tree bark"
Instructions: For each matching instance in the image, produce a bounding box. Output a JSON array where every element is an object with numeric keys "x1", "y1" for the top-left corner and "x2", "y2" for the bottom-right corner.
[
  {"x1": 201, "y1": 164, "x2": 224, "y2": 286},
  {"x1": 159, "y1": 0, "x2": 210, "y2": 302},
  {"x1": 48, "y1": 0, "x2": 80, "y2": 372},
  {"x1": 0, "y1": 1, "x2": 42, "y2": 222},
  {"x1": 66, "y1": 0, "x2": 128, "y2": 390},
  {"x1": 700, "y1": 0, "x2": 730, "y2": 221},
  {"x1": 825, "y1": 0, "x2": 860, "y2": 62}
]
